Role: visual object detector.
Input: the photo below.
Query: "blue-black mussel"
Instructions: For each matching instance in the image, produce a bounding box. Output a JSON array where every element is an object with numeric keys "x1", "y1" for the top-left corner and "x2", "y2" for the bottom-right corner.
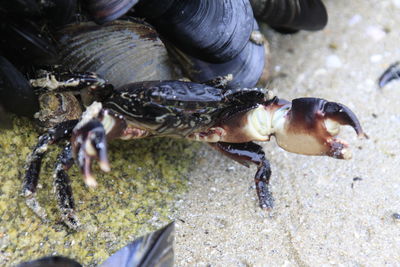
[{"x1": 17, "y1": 222, "x2": 175, "y2": 267}]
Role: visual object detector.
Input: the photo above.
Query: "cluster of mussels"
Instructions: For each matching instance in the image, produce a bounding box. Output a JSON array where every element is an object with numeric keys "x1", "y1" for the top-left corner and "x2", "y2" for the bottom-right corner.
[{"x1": 0, "y1": 0, "x2": 328, "y2": 122}]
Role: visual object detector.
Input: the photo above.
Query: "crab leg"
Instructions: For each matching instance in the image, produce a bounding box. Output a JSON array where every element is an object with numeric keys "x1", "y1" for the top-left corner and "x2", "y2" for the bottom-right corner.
[
  {"x1": 53, "y1": 143, "x2": 80, "y2": 229},
  {"x1": 23, "y1": 120, "x2": 78, "y2": 221},
  {"x1": 209, "y1": 141, "x2": 274, "y2": 209},
  {"x1": 30, "y1": 71, "x2": 108, "y2": 92}
]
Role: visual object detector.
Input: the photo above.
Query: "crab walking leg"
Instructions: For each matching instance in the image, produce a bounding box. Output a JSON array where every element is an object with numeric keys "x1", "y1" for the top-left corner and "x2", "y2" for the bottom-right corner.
[
  {"x1": 200, "y1": 74, "x2": 233, "y2": 89},
  {"x1": 53, "y1": 143, "x2": 80, "y2": 229},
  {"x1": 23, "y1": 120, "x2": 78, "y2": 221},
  {"x1": 30, "y1": 71, "x2": 108, "y2": 92},
  {"x1": 23, "y1": 134, "x2": 52, "y2": 221},
  {"x1": 209, "y1": 142, "x2": 274, "y2": 209}
]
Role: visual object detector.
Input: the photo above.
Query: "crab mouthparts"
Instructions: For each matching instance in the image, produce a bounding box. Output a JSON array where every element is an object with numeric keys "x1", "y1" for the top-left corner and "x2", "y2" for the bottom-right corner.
[{"x1": 273, "y1": 97, "x2": 366, "y2": 159}]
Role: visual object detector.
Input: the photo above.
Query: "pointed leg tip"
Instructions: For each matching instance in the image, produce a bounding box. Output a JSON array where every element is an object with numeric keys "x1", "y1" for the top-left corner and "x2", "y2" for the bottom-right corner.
[
  {"x1": 84, "y1": 174, "x2": 98, "y2": 188},
  {"x1": 259, "y1": 196, "x2": 274, "y2": 210},
  {"x1": 358, "y1": 132, "x2": 369, "y2": 139},
  {"x1": 99, "y1": 160, "x2": 111, "y2": 172}
]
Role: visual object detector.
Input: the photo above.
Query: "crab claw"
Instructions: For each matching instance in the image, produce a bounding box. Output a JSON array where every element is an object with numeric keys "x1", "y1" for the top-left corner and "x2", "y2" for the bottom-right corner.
[
  {"x1": 71, "y1": 119, "x2": 110, "y2": 187},
  {"x1": 273, "y1": 97, "x2": 367, "y2": 159}
]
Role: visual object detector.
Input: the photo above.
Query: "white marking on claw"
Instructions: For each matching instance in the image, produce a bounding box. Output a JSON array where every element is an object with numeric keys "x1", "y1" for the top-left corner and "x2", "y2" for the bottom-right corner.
[
  {"x1": 84, "y1": 137, "x2": 97, "y2": 157},
  {"x1": 341, "y1": 148, "x2": 352, "y2": 160},
  {"x1": 324, "y1": 118, "x2": 340, "y2": 136},
  {"x1": 76, "y1": 102, "x2": 103, "y2": 129},
  {"x1": 101, "y1": 111, "x2": 116, "y2": 135}
]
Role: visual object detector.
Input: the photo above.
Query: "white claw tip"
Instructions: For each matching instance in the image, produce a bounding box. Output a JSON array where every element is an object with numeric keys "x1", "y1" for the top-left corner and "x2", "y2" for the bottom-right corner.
[
  {"x1": 100, "y1": 161, "x2": 111, "y2": 172},
  {"x1": 341, "y1": 148, "x2": 353, "y2": 160},
  {"x1": 84, "y1": 175, "x2": 98, "y2": 188}
]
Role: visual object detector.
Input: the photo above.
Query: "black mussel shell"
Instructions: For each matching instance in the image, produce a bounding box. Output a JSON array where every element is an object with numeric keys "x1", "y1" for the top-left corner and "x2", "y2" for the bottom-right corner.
[
  {"x1": 85, "y1": 0, "x2": 139, "y2": 24},
  {"x1": 100, "y1": 222, "x2": 174, "y2": 267},
  {"x1": 135, "y1": 0, "x2": 255, "y2": 63},
  {"x1": 169, "y1": 20, "x2": 268, "y2": 89},
  {"x1": 0, "y1": 0, "x2": 41, "y2": 18},
  {"x1": 58, "y1": 20, "x2": 175, "y2": 88},
  {"x1": 378, "y1": 61, "x2": 400, "y2": 88},
  {"x1": 0, "y1": 103, "x2": 12, "y2": 129},
  {"x1": 15, "y1": 222, "x2": 174, "y2": 267},
  {"x1": 250, "y1": 0, "x2": 328, "y2": 32},
  {"x1": 0, "y1": 56, "x2": 39, "y2": 117},
  {"x1": 41, "y1": 0, "x2": 78, "y2": 29},
  {"x1": 0, "y1": 19, "x2": 58, "y2": 67},
  {"x1": 17, "y1": 256, "x2": 82, "y2": 267}
]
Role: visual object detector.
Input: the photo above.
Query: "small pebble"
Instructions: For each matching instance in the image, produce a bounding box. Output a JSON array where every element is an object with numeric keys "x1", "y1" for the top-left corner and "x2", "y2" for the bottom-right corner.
[
  {"x1": 392, "y1": 213, "x2": 400, "y2": 220},
  {"x1": 366, "y1": 26, "x2": 386, "y2": 41},
  {"x1": 348, "y1": 14, "x2": 362, "y2": 26},
  {"x1": 326, "y1": 55, "x2": 342, "y2": 68},
  {"x1": 226, "y1": 166, "x2": 235, "y2": 172},
  {"x1": 370, "y1": 54, "x2": 383, "y2": 63}
]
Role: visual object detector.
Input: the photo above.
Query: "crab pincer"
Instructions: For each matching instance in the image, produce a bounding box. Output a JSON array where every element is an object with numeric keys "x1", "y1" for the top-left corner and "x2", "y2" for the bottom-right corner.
[
  {"x1": 273, "y1": 97, "x2": 367, "y2": 160},
  {"x1": 71, "y1": 104, "x2": 111, "y2": 187}
]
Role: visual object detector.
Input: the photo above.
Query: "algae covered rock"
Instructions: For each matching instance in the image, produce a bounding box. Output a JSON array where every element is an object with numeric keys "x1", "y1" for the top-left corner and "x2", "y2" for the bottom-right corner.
[{"x1": 0, "y1": 117, "x2": 199, "y2": 266}]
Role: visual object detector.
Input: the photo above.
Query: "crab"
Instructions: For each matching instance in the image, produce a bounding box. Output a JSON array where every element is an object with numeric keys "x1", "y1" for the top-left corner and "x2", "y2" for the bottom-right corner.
[{"x1": 23, "y1": 73, "x2": 366, "y2": 229}]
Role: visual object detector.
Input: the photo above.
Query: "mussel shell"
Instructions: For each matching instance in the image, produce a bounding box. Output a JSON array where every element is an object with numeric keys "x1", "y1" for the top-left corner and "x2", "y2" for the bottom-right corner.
[
  {"x1": 250, "y1": 0, "x2": 328, "y2": 32},
  {"x1": 0, "y1": 56, "x2": 39, "y2": 117},
  {"x1": 41, "y1": 0, "x2": 78, "y2": 29},
  {"x1": 0, "y1": 19, "x2": 59, "y2": 67},
  {"x1": 135, "y1": 0, "x2": 255, "y2": 63},
  {"x1": 100, "y1": 222, "x2": 174, "y2": 267},
  {"x1": 58, "y1": 20, "x2": 175, "y2": 88},
  {"x1": 169, "y1": 20, "x2": 269, "y2": 89},
  {"x1": 86, "y1": 0, "x2": 139, "y2": 24},
  {"x1": 17, "y1": 256, "x2": 82, "y2": 267},
  {"x1": 0, "y1": 0, "x2": 41, "y2": 18}
]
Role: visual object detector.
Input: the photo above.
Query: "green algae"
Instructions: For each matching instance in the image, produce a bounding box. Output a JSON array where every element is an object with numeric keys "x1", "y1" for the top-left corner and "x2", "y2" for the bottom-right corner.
[{"x1": 0, "y1": 117, "x2": 199, "y2": 266}]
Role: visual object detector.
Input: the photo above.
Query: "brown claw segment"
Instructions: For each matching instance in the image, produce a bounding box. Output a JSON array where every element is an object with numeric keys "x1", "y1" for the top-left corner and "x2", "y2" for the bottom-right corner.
[
  {"x1": 275, "y1": 97, "x2": 366, "y2": 159},
  {"x1": 71, "y1": 119, "x2": 110, "y2": 187}
]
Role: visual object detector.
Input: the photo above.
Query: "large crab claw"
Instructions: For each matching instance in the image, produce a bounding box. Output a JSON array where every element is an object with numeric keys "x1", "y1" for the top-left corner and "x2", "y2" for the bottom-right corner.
[
  {"x1": 273, "y1": 97, "x2": 367, "y2": 159},
  {"x1": 71, "y1": 119, "x2": 110, "y2": 187}
]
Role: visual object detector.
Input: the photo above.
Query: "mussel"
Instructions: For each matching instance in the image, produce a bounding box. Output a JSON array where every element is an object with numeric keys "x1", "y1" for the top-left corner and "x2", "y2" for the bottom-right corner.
[
  {"x1": 86, "y1": 0, "x2": 256, "y2": 63},
  {"x1": 0, "y1": 19, "x2": 58, "y2": 68},
  {"x1": 134, "y1": 0, "x2": 255, "y2": 63},
  {"x1": 16, "y1": 222, "x2": 175, "y2": 267},
  {"x1": 0, "y1": 56, "x2": 39, "y2": 116},
  {"x1": 58, "y1": 19, "x2": 175, "y2": 88},
  {"x1": 86, "y1": 0, "x2": 139, "y2": 24},
  {"x1": 250, "y1": 0, "x2": 328, "y2": 32},
  {"x1": 169, "y1": 20, "x2": 269, "y2": 89}
]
